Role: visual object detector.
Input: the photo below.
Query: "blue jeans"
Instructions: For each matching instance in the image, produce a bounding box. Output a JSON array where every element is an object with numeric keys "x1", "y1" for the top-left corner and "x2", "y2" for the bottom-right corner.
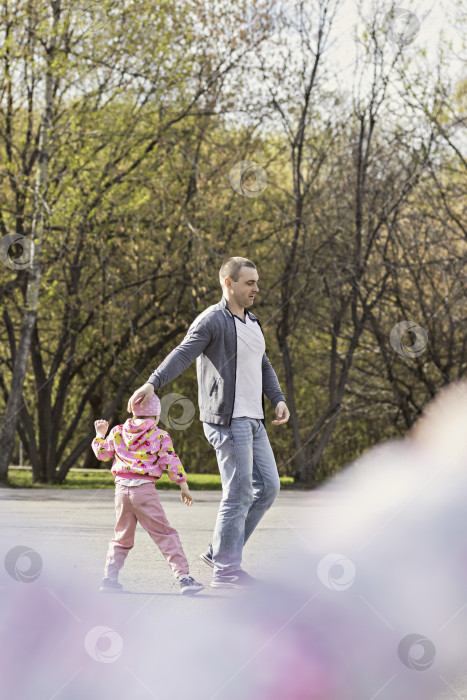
[{"x1": 203, "y1": 417, "x2": 281, "y2": 575}]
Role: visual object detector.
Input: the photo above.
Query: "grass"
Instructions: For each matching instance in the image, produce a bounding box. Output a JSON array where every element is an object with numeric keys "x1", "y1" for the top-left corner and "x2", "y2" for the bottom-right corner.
[{"x1": 6, "y1": 468, "x2": 295, "y2": 490}]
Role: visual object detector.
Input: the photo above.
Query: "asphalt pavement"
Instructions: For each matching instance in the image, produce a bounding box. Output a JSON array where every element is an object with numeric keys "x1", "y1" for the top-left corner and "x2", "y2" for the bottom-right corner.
[
  {"x1": 1, "y1": 486, "x2": 465, "y2": 700},
  {"x1": 0, "y1": 486, "x2": 314, "y2": 601}
]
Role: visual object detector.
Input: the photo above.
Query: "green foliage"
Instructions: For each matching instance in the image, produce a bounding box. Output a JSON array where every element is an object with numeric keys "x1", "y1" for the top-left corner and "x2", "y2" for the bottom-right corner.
[{"x1": 1, "y1": 0, "x2": 466, "y2": 485}]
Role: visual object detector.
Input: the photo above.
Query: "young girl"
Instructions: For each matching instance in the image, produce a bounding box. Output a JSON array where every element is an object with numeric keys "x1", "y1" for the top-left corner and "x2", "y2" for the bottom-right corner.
[{"x1": 92, "y1": 393, "x2": 204, "y2": 595}]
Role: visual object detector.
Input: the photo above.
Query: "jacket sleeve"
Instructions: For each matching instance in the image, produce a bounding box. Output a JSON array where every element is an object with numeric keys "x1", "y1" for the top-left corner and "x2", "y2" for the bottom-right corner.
[
  {"x1": 92, "y1": 426, "x2": 117, "y2": 462},
  {"x1": 147, "y1": 314, "x2": 213, "y2": 390},
  {"x1": 262, "y1": 352, "x2": 286, "y2": 408},
  {"x1": 156, "y1": 432, "x2": 187, "y2": 484}
]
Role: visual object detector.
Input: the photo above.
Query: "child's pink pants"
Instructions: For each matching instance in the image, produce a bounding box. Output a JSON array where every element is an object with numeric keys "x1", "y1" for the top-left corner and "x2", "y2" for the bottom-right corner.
[{"x1": 104, "y1": 482, "x2": 189, "y2": 580}]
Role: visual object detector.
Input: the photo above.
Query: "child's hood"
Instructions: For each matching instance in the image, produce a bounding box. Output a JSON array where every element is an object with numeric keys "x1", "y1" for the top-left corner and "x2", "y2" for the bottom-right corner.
[{"x1": 121, "y1": 418, "x2": 159, "y2": 450}]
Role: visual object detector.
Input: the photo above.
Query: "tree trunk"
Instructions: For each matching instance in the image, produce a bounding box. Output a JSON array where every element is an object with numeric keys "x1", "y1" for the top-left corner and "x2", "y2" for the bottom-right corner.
[
  {"x1": 0, "y1": 0, "x2": 60, "y2": 481},
  {"x1": 78, "y1": 393, "x2": 105, "y2": 469}
]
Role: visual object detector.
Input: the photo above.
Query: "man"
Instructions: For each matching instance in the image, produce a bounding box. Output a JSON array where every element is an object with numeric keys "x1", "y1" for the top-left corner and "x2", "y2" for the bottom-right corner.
[{"x1": 128, "y1": 256, "x2": 290, "y2": 589}]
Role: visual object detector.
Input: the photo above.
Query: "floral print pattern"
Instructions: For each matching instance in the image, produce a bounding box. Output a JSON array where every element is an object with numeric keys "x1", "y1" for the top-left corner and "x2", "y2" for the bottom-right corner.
[{"x1": 92, "y1": 418, "x2": 186, "y2": 483}]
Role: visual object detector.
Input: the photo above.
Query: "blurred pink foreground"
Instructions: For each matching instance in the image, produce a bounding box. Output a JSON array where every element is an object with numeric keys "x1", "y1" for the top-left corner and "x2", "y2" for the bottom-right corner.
[{"x1": 2, "y1": 381, "x2": 467, "y2": 700}]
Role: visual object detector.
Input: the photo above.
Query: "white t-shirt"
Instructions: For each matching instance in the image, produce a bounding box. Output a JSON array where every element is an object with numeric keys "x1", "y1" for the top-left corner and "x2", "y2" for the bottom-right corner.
[
  {"x1": 114, "y1": 477, "x2": 151, "y2": 486},
  {"x1": 232, "y1": 313, "x2": 265, "y2": 419}
]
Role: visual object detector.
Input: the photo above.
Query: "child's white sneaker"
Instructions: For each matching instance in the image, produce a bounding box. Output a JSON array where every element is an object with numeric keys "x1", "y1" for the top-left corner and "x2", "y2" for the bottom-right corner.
[
  {"x1": 178, "y1": 575, "x2": 204, "y2": 595},
  {"x1": 99, "y1": 578, "x2": 123, "y2": 593}
]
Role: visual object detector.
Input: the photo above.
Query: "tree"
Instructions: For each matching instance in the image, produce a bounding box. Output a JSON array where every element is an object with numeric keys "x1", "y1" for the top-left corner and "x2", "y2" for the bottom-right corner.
[
  {"x1": 0, "y1": 0, "x2": 60, "y2": 480},
  {"x1": 0, "y1": 0, "x2": 275, "y2": 482}
]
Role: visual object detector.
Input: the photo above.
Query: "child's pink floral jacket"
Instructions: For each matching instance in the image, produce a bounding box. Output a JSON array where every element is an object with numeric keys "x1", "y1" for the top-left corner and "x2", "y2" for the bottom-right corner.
[{"x1": 92, "y1": 418, "x2": 187, "y2": 483}]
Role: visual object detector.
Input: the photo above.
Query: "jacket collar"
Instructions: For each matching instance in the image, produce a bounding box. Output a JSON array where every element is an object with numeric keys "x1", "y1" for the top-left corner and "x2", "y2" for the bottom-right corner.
[{"x1": 219, "y1": 295, "x2": 258, "y2": 321}]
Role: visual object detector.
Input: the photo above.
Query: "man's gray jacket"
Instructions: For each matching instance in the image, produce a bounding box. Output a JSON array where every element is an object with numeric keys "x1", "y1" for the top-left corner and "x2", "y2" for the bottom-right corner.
[{"x1": 147, "y1": 296, "x2": 286, "y2": 425}]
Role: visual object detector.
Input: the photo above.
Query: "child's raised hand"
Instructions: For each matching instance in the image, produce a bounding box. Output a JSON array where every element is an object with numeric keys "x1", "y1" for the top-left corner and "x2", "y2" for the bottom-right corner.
[
  {"x1": 94, "y1": 419, "x2": 109, "y2": 438},
  {"x1": 180, "y1": 483, "x2": 193, "y2": 506}
]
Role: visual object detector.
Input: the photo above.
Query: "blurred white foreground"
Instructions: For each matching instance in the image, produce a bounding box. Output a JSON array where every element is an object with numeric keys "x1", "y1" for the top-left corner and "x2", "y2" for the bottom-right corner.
[{"x1": 2, "y1": 381, "x2": 467, "y2": 699}]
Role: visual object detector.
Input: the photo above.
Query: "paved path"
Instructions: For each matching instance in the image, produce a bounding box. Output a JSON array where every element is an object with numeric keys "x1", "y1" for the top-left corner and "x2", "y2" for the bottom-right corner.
[
  {"x1": 0, "y1": 487, "x2": 318, "y2": 700},
  {"x1": 1, "y1": 487, "x2": 465, "y2": 700},
  {"x1": 0, "y1": 487, "x2": 313, "y2": 602}
]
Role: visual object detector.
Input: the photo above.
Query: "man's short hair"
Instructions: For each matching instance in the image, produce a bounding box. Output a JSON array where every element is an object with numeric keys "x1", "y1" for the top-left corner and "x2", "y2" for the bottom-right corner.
[{"x1": 219, "y1": 257, "x2": 256, "y2": 286}]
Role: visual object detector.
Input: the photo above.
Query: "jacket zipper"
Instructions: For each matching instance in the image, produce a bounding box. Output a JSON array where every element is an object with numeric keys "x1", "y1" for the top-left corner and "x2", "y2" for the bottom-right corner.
[{"x1": 228, "y1": 308, "x2": 237, "y2": 426}]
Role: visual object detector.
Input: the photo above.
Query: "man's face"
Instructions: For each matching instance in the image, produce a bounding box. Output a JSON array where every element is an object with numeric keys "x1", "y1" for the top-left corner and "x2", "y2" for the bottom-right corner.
[{"x1": 227, "y1": 266, "x2": 259, "y2": 307}]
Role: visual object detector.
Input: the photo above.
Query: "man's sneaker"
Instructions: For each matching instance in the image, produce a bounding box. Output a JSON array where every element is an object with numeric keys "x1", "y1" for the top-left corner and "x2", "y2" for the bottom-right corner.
[
  {"x1": 178, "y1": 575, "x2": 204, "y2": 595},
  {"x1": 210, "y1": 570, "x2": 260, "y2": 590},
  {"x1": 199, "y1": 545, "x2": 214, "y2": 568},
  {"x1": 99, "y1": 578, "x2": 123, "y2": 593}
]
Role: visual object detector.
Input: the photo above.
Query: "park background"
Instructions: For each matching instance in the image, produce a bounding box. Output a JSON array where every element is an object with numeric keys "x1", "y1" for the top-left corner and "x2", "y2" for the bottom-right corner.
[{"x1": 0, "y1": 0, "x2": 465, "y2": 486}]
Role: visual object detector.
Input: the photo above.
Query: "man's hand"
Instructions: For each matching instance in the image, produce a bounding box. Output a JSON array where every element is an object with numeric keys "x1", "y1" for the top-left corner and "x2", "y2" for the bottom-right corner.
[
  {"x1": 272, "y1": 401, "x2": 290, "y2": 425},
  {"x1": 127, "y1": 383, "x2": 155, "y2": 413},
  {"x1": 94, "y1": 419, "x2": 109, "y2": 438},
  {"x1": 180, "y1": 482, "x2": 193, "y2": 506}
]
